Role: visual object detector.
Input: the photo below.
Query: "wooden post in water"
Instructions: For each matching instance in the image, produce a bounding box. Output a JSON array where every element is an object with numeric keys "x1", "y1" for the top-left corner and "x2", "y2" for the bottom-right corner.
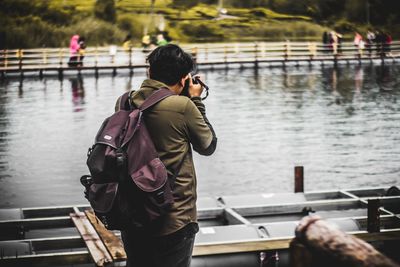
[
  {"x1": 290, "y1": 216, "x2": 399, "y2": 267},
  {"x1": 294, "y1": 166, "x2": 304, "y2": 193},
  {"x1": 129, "y1": 47, "x2": 133, "y2": 76},
  {"x1": 367, "y1": 199, "x2": 380, "y2": 233},
  {"x1": 224, "y1": 45, "x2": 228, "y2": 69},
  {"x1": 205, "y1": 44, "x2": 209, "y2": 63},
  {"x1": 95, "y1": 47, "x2": 99, "y2": 78},
  {"x1": 39, "y1": 48, "x2": 47, "y2": 79},
  {"x1": 3, "y1": 49, "x2": 7, "y2": 69},
  {"x1": 59, "y1": 48, "x2": 63, "y2": 67},
  {"x1": 17, "y1": 49, "x2": 24, "y2": 78},
  {"x1": 128, "y1": 47, "x2": 132, "y2": 67},
  {"x1": 254, "y1": 42, "x2": 259, "y2": 69},
  {"x1": 1, "y1": 49, "x2": 7, "y2": 79},
  {"x1": 42, "y1": 48, "x2": 47, "y2": 66}
]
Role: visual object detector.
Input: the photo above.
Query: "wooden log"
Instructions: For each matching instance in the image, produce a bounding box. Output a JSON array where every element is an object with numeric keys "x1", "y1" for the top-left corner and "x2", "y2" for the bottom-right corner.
[
  {"x1": 70, "y1": 211, "x2": 112, "y2": 266},
  {"x1": 85, "y1": 210, "x2": 126, "y2": 262},
  {"x1": 291, "y1": 215, "x2": 399, "y2": 267}
]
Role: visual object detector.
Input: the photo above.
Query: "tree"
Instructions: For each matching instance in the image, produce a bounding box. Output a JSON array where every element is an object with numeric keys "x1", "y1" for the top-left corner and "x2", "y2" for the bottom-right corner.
[{"x1": 94, "y1": 0, "x2": 116, "y2": 23}]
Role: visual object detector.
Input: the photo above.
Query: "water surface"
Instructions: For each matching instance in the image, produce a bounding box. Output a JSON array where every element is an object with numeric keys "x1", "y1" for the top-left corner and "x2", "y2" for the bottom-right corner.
[{"x1": 0, "y1": 64, "x2": 399, "y2": 208}]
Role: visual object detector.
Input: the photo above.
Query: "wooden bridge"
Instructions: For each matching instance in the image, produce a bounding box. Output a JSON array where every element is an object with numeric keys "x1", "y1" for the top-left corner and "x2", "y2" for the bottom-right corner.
[{"x1": 1, "y1": 41, "x2": 400, "y2": 79}]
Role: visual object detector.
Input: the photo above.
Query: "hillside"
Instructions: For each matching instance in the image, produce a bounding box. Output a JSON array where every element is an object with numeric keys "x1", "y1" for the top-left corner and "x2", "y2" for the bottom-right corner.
[{"x1": 1, "y1": 0, "x2": 398, "y2": 49}]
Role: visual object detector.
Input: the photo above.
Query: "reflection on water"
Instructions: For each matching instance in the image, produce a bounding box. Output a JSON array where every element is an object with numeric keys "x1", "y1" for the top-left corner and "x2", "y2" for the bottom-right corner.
[
  {"x1": 70, "y1": 75, "x2": 85, "y2": 112},
  {"x1": 0, "y1": 64, "x2": 399, "y2": 208}
]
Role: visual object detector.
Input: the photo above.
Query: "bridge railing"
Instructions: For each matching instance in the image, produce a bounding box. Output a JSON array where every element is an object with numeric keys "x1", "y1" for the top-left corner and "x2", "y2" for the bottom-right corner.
[
  {"x1": 1, "y1": 41, "x2": 399, "y2": 72},
  {"x1": 185, "y1": 41, "x2": 400, "y2": 63}
]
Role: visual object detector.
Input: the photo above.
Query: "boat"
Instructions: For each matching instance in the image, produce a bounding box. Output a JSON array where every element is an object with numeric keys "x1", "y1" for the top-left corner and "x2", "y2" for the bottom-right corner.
[{"x1": 0, "y1": 186, "x2": 399, "y2": 266}]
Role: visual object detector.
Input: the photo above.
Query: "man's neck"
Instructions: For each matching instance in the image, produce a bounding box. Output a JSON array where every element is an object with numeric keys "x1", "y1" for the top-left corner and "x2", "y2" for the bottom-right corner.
[{"x1": 168, "y1": 84, "x2": 182, "y2": 95}]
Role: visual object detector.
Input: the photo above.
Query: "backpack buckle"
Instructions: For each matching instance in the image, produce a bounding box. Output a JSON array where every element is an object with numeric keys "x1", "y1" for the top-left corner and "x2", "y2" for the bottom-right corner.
[
  {"x1": 87, "y1": 146, "x2": 93, "y2": 157},
  {"x1": 115, "y1": 151, "x2": 126, "y2": 167}
]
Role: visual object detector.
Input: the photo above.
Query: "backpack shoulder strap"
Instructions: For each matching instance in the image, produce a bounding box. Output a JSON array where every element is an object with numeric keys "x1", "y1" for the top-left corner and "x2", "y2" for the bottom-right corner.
[
  {"x1": 118, "y1": 91, "x2": 132, "y2": 111},
  {"x1": 139, "y1": 87, "x2": 174, "y2": 112}
]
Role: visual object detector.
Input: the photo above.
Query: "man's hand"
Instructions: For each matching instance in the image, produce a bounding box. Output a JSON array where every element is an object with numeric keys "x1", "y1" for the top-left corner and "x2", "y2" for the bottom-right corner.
[{"x1": 188, "y1": 74, "x2": 204, "y2": 98}]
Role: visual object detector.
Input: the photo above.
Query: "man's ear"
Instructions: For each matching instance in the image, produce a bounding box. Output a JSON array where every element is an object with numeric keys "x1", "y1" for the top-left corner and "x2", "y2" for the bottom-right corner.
[{"x1": 180, "y1": 74, "x2": 189, "y2": 87}]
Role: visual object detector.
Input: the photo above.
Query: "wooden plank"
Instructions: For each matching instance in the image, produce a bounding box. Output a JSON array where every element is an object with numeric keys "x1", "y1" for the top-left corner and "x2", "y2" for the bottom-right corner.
[
  {"x1": 197, "y1": 207, "x2": 224, "y2": 220},
  {"x1": 1, "y1": 236, "x2": 84, "y2": 251},
  {"x1": 70, "y1": 211, "x2": 113, "y2": 266},
  {"x1": 193, "y1": 228, "x2": 400, "y2": 256},
  {"x1": 353, "y1": 228, "x2": 400, "y2": 242},
  {"x1": 22, "y1": 205, "x2": 89, "y2": 218},
  {"x1": 0, "y1": 216, "x2": 73, "y2": 230},
  {"x1": 85, "y1": 210, "x2": 127, "y2": 262},
  {"x1": 0, "y1": 251, "x2": 90, "y2": 267},
  {"x1": 234, "y1": 199, "x2": 362, "y2": 217},
  {"x1": 193, "y1": 237, "x2": 292, "y2": 256}
]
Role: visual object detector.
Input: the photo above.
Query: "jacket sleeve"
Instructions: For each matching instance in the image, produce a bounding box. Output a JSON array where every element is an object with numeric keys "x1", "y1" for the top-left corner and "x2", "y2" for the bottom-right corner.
[{"x1": 184, "y1": 97, "x2": 217, "y2": 156}]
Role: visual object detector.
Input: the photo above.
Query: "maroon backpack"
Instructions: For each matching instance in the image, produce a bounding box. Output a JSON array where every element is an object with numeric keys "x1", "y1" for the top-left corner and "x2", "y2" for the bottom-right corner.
[{"x1": 81, "y1": 88, "x2": 175, "y2": 230}]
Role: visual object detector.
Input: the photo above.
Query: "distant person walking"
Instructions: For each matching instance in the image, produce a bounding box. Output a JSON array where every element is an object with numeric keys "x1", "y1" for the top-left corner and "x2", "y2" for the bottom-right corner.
[
  {"x1": 78, "y1": 36, "x2": 86, "y2": 66},
  {"x1": 375, "y1": 30, "x2": 385, "y2": 57},
  {"x1": 366, "y1": 30, "x2": 375, "y2": 56},
  {"x1": 384, "y1": 32, "x2": 393, "y2": 57},
  {"x1": 354, "y1": 32, "x2": 364, "y2": 57},
  {"x1": 68, "y1": 35, "x2": 80, "y2": 67},
  {"x1": 330, "y1": 31, "x2": 342, "y2": 55},
  {"x1": 322, "y1": 31, "x2": 329, "y2": 54},
  {"x1": 123, "y1": 34, "x2": 133, "y2": 52},
  {"x1": 156, "y1": 34, "x2": 168, "y2": 46}
]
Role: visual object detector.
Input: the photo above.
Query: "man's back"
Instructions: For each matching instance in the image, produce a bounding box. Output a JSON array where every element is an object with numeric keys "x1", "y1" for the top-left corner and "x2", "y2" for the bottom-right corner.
[
  {"x1": 129, "y1": 78, "x2": 214, "y2": 235},
  {"x1": 120, "y1": 43, "x2": 216, "y2": 267}
]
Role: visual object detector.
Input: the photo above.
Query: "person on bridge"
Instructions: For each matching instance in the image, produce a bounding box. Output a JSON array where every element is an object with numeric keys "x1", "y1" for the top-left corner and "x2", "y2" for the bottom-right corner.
[
  {"x1": 77, "y1": 36, "x2": 86, "y2": 66},
  {"x1": 68, "y1": 35, "x2": 80, "y2": 67},
  {"x1": 117, "y1": 44, "x2": 217, "y2": 267},
  {"x1": 123, "y1": 34, "x2": 133, "y2": 52}
]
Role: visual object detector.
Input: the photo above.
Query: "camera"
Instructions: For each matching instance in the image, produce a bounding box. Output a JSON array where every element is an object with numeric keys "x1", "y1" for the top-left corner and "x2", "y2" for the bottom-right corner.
[{"x1": 181, "y1": 73, "x2": 209, "y2": 100}]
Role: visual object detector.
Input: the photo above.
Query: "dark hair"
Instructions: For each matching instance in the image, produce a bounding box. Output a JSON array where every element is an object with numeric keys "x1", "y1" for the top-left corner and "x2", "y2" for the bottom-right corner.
[{"x1": 147, "y1": 44, "x2": 194, "y2": 86}]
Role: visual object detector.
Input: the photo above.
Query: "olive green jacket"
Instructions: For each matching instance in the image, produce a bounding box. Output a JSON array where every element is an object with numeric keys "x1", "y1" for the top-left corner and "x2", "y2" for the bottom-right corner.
[{"x1": 118, "y1": 79, "x2": 217, "y2": 235}]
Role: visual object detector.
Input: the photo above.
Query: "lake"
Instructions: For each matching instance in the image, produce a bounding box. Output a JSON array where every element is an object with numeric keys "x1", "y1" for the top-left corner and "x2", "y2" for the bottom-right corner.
[{"x1": 0, "y1": 63, "x2": 399, "y2": 208}]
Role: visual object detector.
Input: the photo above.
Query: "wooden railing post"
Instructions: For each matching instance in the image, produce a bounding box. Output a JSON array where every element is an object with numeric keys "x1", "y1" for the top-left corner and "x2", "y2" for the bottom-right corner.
[
  {"x1": 205, "y1": 44, "x2": 208, "y2": 62},
  {"x1": 260, "y1": 42, "x2": 265, "y2": 59},
  {"x1": 4, "y1": 49, "x2": 8, "y2": 69},
  {"x1": 367, "y1": 199, "x2": 380, "y2": 233},
  {"x1": 42, "y1": 48, "x2": 47, "y2": 65},
  {"x1": 224, "y1": 45, "x2": 227, "y2": 63},
  {"x1": 285, "y1": 40, "x2": 290, "y2": 60},
  {"x1": 129, "y1": 47, "x2": 132, "y2": 67},
  {"x1": 254, "y1": 42, "x2": 258, "y2": 68},
  {"x1": 294, "y1": 166, "x2": 304, "y2": 193},
  {"x1": 308, "y1": 42, "x2": 317, "y2": 60},
  {"x1": 59, "y1": 48, "x2": 63, "y2": 66},
  {"x1": 17, "y1": 49, "x2": 23, "y2": 70},
  {"x1": 58, "y1": 48, "x2": 64, "y2": 80},
  {"x1": 95, "y1": 46, "x2": 99, "y2": 78}
]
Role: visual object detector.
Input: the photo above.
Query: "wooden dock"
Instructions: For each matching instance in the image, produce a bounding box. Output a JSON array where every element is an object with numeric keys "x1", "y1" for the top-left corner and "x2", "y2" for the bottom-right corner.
[
  {"x1": 1, "y1": 175, "x2": 399, "y2": 266},
  {"x1": 1, "y1": 41, "x2": 399, "y2": 79}
]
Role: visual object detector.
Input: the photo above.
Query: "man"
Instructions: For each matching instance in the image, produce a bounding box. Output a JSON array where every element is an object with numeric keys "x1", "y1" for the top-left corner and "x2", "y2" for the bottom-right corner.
[{"x1": 119, "y1": 44, "x2": 217, "y2": 267}]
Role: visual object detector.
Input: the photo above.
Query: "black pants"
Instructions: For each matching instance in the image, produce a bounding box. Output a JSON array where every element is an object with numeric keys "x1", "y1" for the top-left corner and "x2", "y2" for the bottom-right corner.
[{"x1": 121, "y1": 223, "x2": 198, "y2": 267}]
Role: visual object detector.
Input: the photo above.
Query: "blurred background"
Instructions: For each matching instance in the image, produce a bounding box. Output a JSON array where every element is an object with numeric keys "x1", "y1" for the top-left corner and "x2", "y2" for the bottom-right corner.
[{"x1": 1, "y1": 0, "x2": 399, "y2": 48}]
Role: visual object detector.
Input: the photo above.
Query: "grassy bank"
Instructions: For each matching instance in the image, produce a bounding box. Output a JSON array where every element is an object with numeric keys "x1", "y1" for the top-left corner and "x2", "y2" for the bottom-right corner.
[{"x1": 1, "y1": 0, "x2": 396, "y2": 49}]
